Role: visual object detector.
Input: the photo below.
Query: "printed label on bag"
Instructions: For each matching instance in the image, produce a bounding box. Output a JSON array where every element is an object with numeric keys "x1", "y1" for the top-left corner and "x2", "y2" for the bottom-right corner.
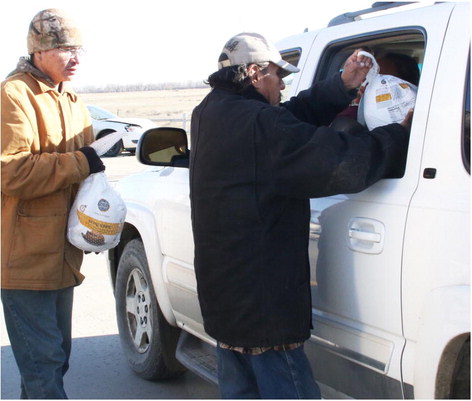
[{"x1": 76, "y1": 210, "x2": 123, "y2": 235}]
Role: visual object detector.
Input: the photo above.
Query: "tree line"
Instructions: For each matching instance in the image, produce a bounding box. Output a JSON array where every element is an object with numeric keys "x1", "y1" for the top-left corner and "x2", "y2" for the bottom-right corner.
[{"x1": 76, "y1": 80, "x2": 207, "y2": 93}]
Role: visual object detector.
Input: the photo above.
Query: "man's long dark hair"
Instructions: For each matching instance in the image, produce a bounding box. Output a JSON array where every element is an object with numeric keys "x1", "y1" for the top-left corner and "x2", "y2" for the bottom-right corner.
[{"x1": 206, "y1": 65, "x2": 252, "y2": 92}]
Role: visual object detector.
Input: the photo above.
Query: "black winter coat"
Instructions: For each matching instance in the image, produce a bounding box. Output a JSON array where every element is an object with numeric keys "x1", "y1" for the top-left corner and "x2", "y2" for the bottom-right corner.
[{"x1": 190, "y1": 73, "x2": 408, "y2": 347}]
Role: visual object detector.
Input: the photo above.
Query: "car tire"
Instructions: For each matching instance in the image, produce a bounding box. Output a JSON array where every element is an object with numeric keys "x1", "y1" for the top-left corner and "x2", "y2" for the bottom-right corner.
[
  {"x1": 451, "y1": 338, "x2": 470, "y2": 398},
  {"x1": 115, "y1": 238, "x2": 186, "y2": 380},
  {"x1": 97, "y1": 131, "x2": 123, "y2": 157}
]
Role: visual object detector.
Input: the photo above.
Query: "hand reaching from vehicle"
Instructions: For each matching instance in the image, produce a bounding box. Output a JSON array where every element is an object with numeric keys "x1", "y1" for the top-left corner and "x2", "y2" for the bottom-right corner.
[
  {"x1": 341, "y1": 49, "x2": 373, "y2": 90},
  {"x1": 400, "y1": 109, "x2": 414, "y2": 131}
]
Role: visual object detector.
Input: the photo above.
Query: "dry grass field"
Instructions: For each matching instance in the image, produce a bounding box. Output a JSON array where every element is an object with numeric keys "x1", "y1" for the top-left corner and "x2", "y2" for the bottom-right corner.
[{"x1": 80, "y1": 87, "x2": 211, "y2": 130}]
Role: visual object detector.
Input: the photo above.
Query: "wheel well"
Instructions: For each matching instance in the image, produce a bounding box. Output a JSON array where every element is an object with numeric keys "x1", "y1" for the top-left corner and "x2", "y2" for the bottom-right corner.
[
  {"x1": 108, "y1": 223, "x2": 141, "y2": 291},
  {"x1": 435, "y1": 334, "x2": 470, "y2": 399},
  {"x1": 96, "y1": 129, "x2": 116, "y2": 139}
]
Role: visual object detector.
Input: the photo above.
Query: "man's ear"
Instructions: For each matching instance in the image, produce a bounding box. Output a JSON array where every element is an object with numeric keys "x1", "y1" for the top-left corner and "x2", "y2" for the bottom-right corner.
[{"x1": 248, "y1": 64, "x2": 261, "y2": 86}]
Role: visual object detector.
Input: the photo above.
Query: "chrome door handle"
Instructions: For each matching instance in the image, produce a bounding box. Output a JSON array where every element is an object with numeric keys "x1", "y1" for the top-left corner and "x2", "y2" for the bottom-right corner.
[
  {"x1": 348, "y1": 228, "x2": 381, "y2": 243},
  {"x1": 310, "y1": 222, "x2": 322, "y2": 241},
  {"x1": 348, "y1": 218, "x2": 385, "y2": 254}
]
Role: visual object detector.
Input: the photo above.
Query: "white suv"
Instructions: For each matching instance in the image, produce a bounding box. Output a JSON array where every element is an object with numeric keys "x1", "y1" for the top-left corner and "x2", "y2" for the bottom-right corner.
[{"x1": 108, "y1": 2, "x2": 470, "y2": 398}]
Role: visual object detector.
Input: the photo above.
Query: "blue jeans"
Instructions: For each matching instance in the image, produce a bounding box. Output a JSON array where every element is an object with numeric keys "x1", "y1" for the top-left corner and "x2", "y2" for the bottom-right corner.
[
  {"x1": 216, "y1": 343, "x2": 321, "y2": 399},
  {"x1": 1, "y1": 287, "x2": 74, "y2": 399}
]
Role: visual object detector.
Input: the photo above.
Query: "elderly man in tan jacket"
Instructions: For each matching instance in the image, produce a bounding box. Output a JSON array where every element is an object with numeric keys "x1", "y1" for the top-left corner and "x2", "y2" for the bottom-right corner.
[{"x1": 1, "y1": 9, "x2": 104, "y2": 398}]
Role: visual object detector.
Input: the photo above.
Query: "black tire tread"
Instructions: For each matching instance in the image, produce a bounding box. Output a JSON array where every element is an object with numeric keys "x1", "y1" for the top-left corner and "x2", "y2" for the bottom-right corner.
[{"x1": 115, "y1": 238, "x2": 186, "y2": 381}]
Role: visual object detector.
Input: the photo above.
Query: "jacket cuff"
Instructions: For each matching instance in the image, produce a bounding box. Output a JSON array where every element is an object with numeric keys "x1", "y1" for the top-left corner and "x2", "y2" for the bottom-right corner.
[{"x1": 79, "y1": 146, "x2": 105, "y2": 174}]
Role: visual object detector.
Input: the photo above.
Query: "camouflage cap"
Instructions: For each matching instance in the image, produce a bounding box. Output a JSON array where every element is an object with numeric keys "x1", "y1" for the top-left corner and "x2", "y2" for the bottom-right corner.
[{"x1": 27, "y1": 8, "x2": 83, "y2": 54}]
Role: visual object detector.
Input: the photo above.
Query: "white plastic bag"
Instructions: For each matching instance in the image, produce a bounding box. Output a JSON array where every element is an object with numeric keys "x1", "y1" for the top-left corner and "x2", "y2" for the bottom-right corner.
[
  {"x1": 357, "y1": 51, "x2": 417, "y2": 130},
  {"x1": 68, "y1": 132, "x2": 128, "y2": 252},
  {"x1": 68, "y1": 172, "x2": 127, "y2": 252}
]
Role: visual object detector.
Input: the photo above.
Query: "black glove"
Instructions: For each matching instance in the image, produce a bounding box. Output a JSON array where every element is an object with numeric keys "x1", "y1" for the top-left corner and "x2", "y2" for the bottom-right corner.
[{"x1": 79, "y1": 146, "x2": 105, "y2": 174}]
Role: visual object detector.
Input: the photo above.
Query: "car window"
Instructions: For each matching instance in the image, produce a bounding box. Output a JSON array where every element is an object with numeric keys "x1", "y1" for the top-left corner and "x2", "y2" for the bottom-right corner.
[
  {"x1": 281, "y1": 48, "x2": 302, "y2": 101},
  {"x1": 87, "y1": 105, "x2": 117, "y2": 120},
  {"x1": 315, "y1": 30, "x2": 425, "y2": 179},
  {"x1": 315, "y1": 30, "x2": 424, "y2": 83}
]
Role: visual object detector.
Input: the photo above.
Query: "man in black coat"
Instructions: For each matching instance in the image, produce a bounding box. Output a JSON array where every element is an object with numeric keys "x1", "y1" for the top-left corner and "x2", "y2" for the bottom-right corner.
[{"x1": 190, "y1": 32, "x2": 410, "y2": 399}]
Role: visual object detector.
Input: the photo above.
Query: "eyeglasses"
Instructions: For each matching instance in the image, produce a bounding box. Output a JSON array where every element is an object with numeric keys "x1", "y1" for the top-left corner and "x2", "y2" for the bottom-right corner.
[{"x1": 57, "y1": 47, "x2": 85, "y2": 58}]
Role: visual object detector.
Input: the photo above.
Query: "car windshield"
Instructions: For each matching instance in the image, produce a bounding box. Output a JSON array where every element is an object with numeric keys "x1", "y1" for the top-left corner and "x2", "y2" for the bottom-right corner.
[{"x1": 87, "y1": 105, "x2": 117, "y2": 120}]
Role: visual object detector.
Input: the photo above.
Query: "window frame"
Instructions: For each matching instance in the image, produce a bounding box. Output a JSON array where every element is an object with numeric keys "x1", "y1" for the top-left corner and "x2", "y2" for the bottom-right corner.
[{"x1": 462, "y1": 56, "x2": 470, "y2": 173}]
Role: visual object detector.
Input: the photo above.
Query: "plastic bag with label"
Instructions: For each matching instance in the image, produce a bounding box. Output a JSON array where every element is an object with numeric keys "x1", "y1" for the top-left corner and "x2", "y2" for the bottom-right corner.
[
  {"x1": 357, "y1": 51, "x2": 417, "y2": 130},
  {"x1": 67, "y1": 172, "x2": 127, "y2": 252},
  {"x1": 67, "y1": 131, "x2": 127, "y2": 252}
]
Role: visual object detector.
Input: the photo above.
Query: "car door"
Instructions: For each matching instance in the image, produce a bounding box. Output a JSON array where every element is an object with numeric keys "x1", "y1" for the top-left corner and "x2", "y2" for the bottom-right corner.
[{"x1": 287, "y1": 3, "x2": 456, "y2": 399}]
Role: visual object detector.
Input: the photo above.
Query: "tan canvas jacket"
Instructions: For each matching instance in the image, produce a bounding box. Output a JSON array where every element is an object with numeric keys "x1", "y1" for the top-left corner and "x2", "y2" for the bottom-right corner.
[{"x1": 1, "y1": 71, "x2": 93, "y2": 290}]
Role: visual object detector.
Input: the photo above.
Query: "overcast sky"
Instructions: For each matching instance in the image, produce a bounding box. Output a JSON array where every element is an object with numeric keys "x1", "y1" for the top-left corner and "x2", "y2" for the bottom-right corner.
[{"x1": 2, "y1": 0, "x2": 383, "y2": 88}]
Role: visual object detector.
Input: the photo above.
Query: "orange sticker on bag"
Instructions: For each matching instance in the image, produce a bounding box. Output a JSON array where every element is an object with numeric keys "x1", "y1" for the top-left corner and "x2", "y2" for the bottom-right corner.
[{"x1": 376, "y1": 93, "x2": 392, "y2": 103}]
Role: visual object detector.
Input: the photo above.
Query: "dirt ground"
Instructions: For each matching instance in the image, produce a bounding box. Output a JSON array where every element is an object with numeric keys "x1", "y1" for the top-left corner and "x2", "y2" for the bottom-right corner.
[{"x1": 80, "y1": 87, "x2": 211, "y2": 129}]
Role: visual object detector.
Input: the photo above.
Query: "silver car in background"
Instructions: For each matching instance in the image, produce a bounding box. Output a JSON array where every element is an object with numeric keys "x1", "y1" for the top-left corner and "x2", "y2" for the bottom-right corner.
[{"x1": 87, "y1": 104, "x2": 156, "y2": 157}]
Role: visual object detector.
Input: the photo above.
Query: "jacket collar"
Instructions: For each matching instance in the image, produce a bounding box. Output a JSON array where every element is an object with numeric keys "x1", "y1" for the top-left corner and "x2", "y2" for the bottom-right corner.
[
  {"x1": 7, "y1": 57, "x2": 78, "y2": 100},
  {"x1": 214, "y1": 83, "x2": 269, "y2": 104},
  {"x1": 8, "y1": 57, "x2": 54, "y2": 86},
  {"x1": 240, "y1": 85, "x2": 269, "y2": 104}
]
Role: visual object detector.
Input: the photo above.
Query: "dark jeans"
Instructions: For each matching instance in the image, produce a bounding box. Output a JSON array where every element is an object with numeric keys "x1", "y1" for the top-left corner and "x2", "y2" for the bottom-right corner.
[
  {"x1": 216, "y1": 343, "x2": 321, "y2": 399},
  {"x1": 1, "y1": 287, "x2": 74, "y2": 399}
]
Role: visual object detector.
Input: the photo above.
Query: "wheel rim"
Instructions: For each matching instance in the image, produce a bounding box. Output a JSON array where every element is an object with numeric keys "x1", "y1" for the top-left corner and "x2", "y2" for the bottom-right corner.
[{"x1": 125, "y1": 268, "x2": 153, "y2": 353}]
